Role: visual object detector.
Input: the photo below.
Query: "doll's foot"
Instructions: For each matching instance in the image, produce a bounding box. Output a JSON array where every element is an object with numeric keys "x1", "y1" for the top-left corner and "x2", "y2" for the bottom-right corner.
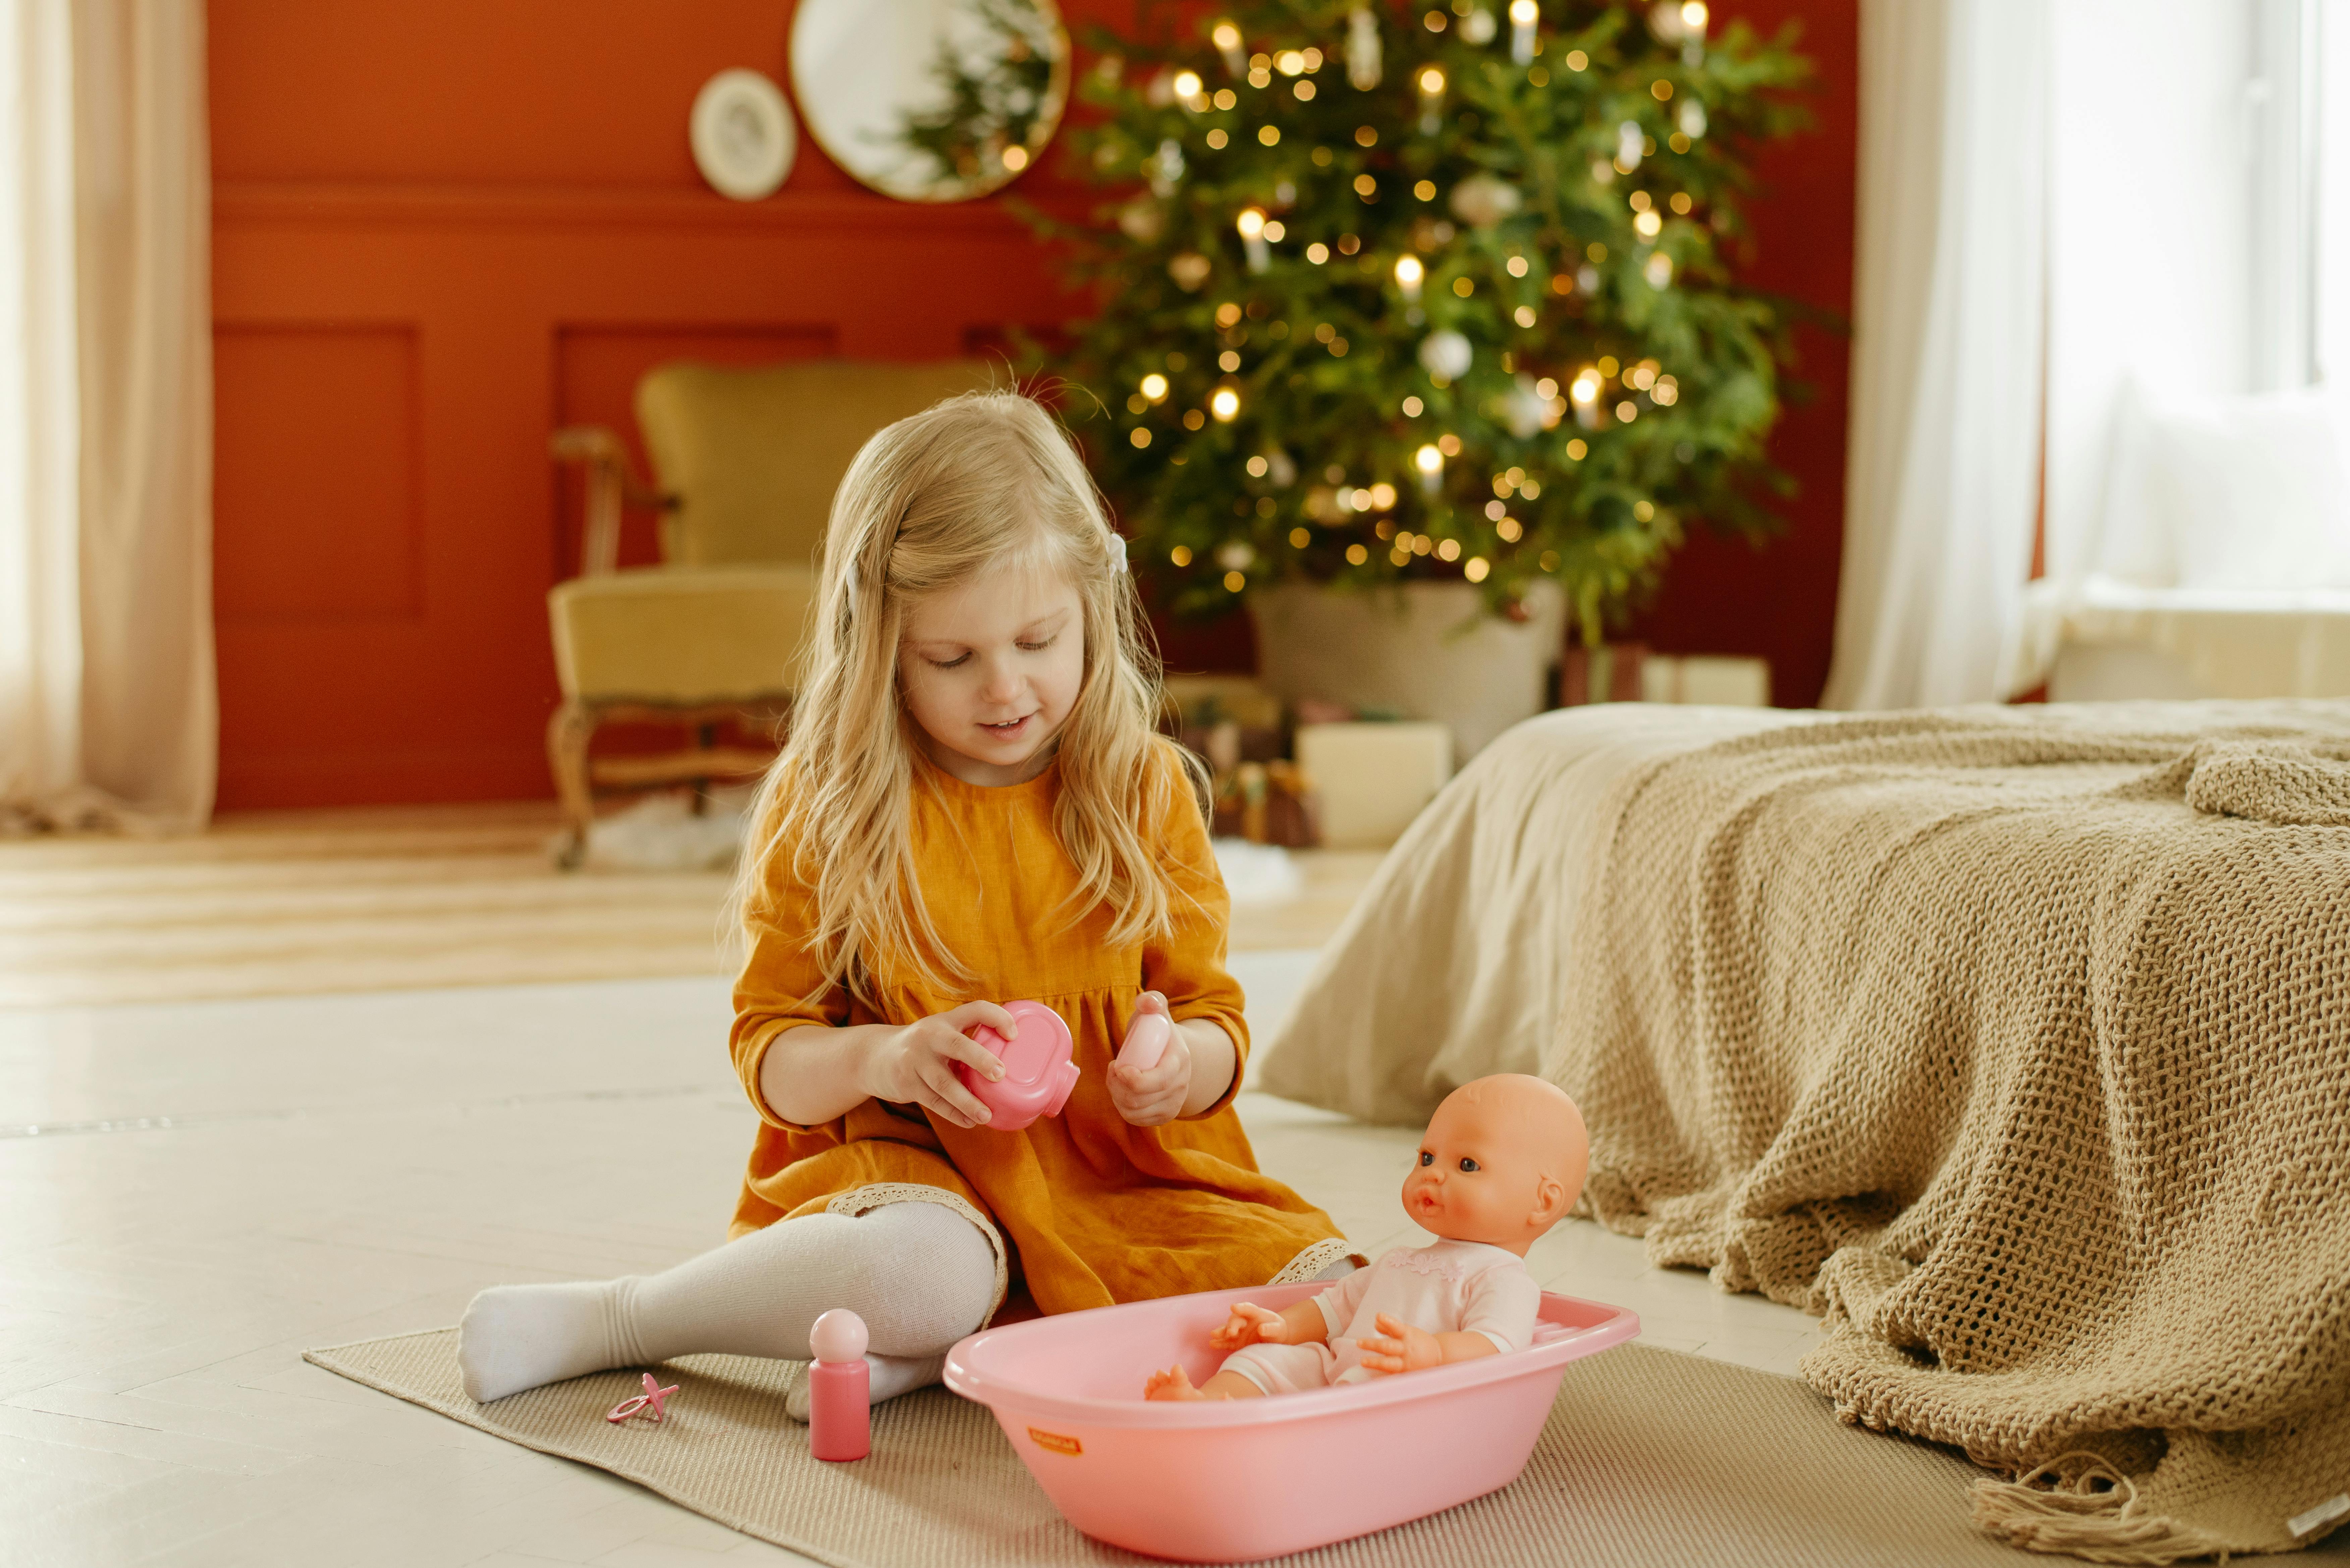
[{"x1": 1144, "y1": 1366, "x2": 1210, "y2": 1401}]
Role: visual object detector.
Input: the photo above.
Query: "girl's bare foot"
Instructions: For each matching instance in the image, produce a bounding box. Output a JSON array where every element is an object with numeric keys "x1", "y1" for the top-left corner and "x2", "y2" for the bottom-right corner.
[{"x1": 1144, "y1": 1365, "x2": 1208, "y2": 1400}]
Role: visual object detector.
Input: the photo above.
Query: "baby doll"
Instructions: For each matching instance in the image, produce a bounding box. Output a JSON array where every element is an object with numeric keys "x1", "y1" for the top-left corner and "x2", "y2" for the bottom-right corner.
[{"x1": 1145, "y1": 1074, "x2": 1589, "y2": 1400}]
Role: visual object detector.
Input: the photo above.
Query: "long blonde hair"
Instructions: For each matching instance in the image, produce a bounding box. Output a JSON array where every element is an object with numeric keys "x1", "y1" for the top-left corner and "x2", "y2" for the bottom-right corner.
[{"x1": 734, "y1": 390, "x2": 1205, "y2": 1002}]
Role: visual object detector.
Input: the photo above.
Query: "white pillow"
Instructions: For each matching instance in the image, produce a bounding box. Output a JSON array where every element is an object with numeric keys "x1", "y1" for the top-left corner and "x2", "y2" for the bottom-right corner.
[{"x1": 2100, "y1": 381, "x2": 2350, "y2": 590}]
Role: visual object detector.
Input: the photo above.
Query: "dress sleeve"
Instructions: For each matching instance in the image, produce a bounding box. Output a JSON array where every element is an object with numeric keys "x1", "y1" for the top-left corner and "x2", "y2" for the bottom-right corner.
[
  {"x1": 1458, "y1": 1263, "x2": 1544, "y2": 1355},
  {"x1": 1139, "y1": 742, "x2": 1250, "y2": 1118},
  {"x1": 730, "y1": 805, "x2": 853, "y2": 1134}
]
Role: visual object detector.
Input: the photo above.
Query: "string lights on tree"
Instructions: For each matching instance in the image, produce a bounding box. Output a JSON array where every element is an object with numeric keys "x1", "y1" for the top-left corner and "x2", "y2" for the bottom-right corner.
[{"x1": 1030, "y1": 0, "x2": 1811, "y2": 632}]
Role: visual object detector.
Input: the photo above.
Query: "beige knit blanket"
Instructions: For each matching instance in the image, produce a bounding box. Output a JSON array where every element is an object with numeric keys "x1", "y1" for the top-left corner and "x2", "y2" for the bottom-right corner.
[
  {"x1": 1569, "y1": 702, "x2": 2350, "y2": 1560},
  {"x1": 1266, "y1": 701, "x2": 2350, "y2": 1561}
]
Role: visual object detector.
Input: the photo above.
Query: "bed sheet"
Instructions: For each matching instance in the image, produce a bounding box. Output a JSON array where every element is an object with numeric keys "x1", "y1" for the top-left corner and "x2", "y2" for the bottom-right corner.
[{"x1": 1255, "y1": 703, "x2": 1813, "y2": 1124}]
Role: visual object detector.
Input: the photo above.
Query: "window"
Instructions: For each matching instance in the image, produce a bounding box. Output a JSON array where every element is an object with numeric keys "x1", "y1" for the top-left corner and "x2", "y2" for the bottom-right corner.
[{"x1": 2314, "y1": 3, "x2": 2350, "y2": 385}]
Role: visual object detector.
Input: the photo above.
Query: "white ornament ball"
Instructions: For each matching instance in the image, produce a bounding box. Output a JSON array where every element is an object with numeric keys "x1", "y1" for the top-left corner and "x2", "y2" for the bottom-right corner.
[
  {"x1": 1448, "y1": 173, "x2": 1522, "y2": 229},
  {"x1": 1459, "y1": 7, "x2": 1498, "y2": 44},
  {"x1": 1150, "y1": 137, "x2": 1186, "y2": 196},
  {"x1": 1503, "y1": 373, "x2": 1548, "y2": 439},
  {"x1": 1418, "y1": 330, "x2": 1473, "y2": 382},
  {"x1": 1118, "y1": 198, "x2": 1166, "y2": 243},
  {"x1": 1616, "y1": 120, "x2": 1646, "y2": 171},
  {"x1": 1346, "y1": 7, "x2": 1384, "y2": 91},
  {"x1": 1216, "y1": 541, "x2": 1257, "y2": 571},
  {"x1": 1168, "y1": 251, "x2": 1212, "y2": 292}
]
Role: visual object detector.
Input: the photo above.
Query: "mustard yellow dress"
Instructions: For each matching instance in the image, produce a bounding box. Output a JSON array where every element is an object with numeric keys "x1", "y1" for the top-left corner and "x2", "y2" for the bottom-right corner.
[{"x1": 728, "y1": 741, "x2": 1353, "y2": 1322}]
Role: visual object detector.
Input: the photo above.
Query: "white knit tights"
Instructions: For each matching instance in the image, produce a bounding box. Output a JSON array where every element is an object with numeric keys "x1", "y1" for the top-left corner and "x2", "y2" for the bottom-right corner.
[{"x1": 457, "y1": 1201, "x2": 997, "y2": 1414}]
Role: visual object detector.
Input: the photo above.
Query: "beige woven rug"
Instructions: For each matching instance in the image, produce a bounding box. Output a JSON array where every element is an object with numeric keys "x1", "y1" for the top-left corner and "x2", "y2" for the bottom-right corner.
[{"x1": 306, "y1": 1329, "x2": 2028, "y2": 1566}]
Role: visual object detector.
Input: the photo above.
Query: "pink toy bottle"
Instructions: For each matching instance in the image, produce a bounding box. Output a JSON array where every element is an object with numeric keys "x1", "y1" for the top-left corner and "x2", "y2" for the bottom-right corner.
[
  {"x1": 1118, "y1": 1010, "x2": 1171, "y2": 1072},
  {"x1": 807, "y1": 1309, "x2": 871, "y2": 1462}
]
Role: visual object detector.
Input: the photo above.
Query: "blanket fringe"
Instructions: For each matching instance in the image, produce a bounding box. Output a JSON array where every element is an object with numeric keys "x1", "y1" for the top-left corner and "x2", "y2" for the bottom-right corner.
[{"x1": 1970, "y1": 1454, "x2": 2232, "y2": 1565}]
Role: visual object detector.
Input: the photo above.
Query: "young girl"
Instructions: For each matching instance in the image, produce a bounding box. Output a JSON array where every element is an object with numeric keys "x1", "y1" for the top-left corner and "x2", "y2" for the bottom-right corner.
[{"x1": 459, "y1": 391, "x2": 1353, "y2": 1412}]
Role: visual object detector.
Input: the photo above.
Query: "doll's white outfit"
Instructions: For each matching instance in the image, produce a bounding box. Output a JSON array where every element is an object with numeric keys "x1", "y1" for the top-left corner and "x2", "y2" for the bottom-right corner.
[{"x1": 1220, "y1": 1238, "x2": 1541, "y2": 1395}]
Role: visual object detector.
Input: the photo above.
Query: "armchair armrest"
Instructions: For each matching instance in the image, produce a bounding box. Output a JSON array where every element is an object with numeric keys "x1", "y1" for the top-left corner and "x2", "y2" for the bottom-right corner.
[{"x1": 550, "y1": 426, "x2": 674, "y2": 576}]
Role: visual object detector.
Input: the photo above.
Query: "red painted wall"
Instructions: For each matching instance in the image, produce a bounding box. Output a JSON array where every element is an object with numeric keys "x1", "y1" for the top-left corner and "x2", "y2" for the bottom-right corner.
[
  {"x1": 1629, "y1": 0, "x2": 1856, "y2": 708},
  {"x1": 209, "y1": 0, "x2": 1856, "y2": 808}
]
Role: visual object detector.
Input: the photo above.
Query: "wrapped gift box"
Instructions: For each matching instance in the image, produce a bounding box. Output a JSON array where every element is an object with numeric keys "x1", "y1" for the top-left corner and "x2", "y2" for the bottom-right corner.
[
  {"x1": 1560, "y1": 644, "x2": 1772, "y2": 708},
  {"x1": 1294, "y1": 722, "x2": 1454, "y2": 849}
]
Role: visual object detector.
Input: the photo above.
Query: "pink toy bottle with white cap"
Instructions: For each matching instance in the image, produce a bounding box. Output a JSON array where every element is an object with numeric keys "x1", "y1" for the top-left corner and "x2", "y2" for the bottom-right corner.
[{"x1": 807, "y1": 1309, "x2": 870, "y2": 1462}]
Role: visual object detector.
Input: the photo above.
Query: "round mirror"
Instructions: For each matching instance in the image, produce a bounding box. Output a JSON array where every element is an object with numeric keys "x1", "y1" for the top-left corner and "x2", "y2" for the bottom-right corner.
[{"x1": 790, "y1": 0, "x2": 1069, "y2": 204}]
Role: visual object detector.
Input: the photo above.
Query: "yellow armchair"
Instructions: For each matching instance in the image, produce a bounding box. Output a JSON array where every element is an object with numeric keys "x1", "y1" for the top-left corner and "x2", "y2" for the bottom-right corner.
[{"x1": 547, "y1": 358, "x2": 995, "y2": 864}]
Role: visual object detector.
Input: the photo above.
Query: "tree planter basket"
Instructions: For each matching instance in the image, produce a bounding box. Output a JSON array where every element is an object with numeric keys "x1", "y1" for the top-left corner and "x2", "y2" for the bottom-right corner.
[{"x1": 1252, "y1": 580, "x2": 1565, "y2": 763}]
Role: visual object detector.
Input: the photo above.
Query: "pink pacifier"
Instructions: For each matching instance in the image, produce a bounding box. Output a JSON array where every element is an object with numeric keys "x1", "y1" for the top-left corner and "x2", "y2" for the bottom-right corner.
[{"x1": 957, "y1": 1000, "x2": 1079, "y2": 1131}]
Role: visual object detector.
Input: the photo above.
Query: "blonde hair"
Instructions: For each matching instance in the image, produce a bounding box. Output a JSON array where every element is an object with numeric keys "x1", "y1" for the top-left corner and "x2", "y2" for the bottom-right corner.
[{"x1": 733, "y1": 390, "x2": 1206, "y2": 1002}]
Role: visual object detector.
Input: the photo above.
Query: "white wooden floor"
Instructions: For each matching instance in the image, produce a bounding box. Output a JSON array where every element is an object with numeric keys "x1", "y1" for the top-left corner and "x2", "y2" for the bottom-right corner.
[
  {"x1": 0, "y1": 801, "x2": 1385, "y2": 1008},
  {"x1": 4, "y1": 954, "x2": 1834, "y2": 1567}
]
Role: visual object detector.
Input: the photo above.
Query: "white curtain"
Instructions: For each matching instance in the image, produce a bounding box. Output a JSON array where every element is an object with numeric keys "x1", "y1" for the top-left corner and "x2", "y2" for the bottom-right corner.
[
  {"x1": 1821, "y1": 0, "x2": 2049, "y2": 710},
  {"x1": 1, "y1": 0, "x2": 213, "y2": 832}
]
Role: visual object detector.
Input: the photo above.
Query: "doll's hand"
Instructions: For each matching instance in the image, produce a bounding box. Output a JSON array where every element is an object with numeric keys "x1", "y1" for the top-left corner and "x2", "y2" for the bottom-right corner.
[
  {"x1": 1209, "y1": 1302, "x2": 1287, "y2": 1349},
  {"x1": 1108, "y1": 991, "x2": 1192, "y2": 1127},
  {"x1": 859, "y1": 1001, "x2": 1013, "y2": 1130},
  {"x1": 1355, "y1": 1314, "x2": 1445, "y2": 1376}
]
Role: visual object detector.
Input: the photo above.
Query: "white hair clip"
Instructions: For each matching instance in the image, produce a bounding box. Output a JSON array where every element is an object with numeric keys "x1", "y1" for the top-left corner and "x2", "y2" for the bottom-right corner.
[{"x1": 1109, "y1": 533, "x2": 1129, "y2": 574}]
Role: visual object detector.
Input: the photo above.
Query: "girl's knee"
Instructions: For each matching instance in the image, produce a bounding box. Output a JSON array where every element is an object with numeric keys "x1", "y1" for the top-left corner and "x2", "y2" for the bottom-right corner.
[{"x1": 855, "y1": 1202, "x2": 997, "y2": 1351}]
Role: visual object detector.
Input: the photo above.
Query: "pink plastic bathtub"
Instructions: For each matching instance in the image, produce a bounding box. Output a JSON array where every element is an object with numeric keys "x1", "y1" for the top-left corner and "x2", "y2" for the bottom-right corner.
[{"x1": 944, "y1": 1283, "x2": 1639, "y2": 1562}]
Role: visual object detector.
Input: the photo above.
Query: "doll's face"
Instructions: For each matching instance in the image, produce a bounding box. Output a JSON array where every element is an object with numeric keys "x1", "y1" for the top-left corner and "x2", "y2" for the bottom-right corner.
[{"x1": 1400, "y1": 1082, "x2": 1580, "y2": 1255}]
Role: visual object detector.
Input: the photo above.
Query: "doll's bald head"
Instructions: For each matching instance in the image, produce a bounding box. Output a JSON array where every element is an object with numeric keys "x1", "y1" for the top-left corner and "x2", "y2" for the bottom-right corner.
[
  {"x1": 1402, "y1": 1075, "x2": 1591, "y2": 1254},
  {"x1": 1447, "y1": 1075, "x2": 1590, "y2": 1206}
]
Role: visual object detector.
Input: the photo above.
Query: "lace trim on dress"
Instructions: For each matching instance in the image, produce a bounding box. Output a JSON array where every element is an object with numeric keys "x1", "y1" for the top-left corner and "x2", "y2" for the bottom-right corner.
[
  {"x1": 1385, "y1": 1240, "x2": 1522, "y2": 1281},
  {"x1": 1268, "y1": 1236, "x2": 1362, "y2": 1285}
]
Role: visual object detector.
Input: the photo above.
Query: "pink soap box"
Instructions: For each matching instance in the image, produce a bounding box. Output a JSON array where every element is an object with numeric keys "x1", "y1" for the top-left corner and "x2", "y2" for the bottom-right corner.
[
  {"x1": 954, "y1": 1000, "x2": 1081, "y2": 1132},
  {"x1": 946, "y1": 1283, "x2": 1639, "y2": 1562}
]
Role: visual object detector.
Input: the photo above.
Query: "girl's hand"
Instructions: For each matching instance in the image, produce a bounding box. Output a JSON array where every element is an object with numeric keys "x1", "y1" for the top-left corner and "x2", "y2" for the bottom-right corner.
[
  {"x1": 1109, "y1": 991, "x2": 1192, "y2": 1127},
  {"x1": 1210, "y1": 1302, "x2": 1287, "y2": 1349},
  {"x1": 859, "y1": 1000, "x2": 1014, "y2": 1130}
]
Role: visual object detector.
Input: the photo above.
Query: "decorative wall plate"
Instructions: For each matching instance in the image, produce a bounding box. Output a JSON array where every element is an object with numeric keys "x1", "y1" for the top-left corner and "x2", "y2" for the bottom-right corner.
[{"x1": 689, "y1": 68, "x2": 797, "y2": 201}]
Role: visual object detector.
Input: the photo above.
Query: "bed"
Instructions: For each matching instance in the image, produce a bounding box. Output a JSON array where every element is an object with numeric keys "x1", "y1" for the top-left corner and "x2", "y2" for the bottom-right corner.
[{"x1": 1259, "y1": 700, "x2": 2350, "y2": 1560}]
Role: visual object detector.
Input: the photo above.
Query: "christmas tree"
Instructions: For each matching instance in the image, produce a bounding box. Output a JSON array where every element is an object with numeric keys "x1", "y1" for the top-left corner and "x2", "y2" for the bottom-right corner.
[{"x1": 1032, "y1": 0, "x2": 1812, "y2": 635}]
